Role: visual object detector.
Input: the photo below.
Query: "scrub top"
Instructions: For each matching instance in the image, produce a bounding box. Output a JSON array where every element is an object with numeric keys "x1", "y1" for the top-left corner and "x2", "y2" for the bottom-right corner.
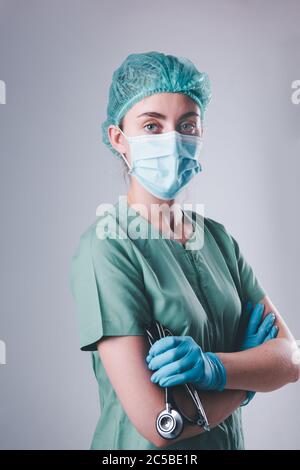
[{"x1": 69, "y1": 195, "x2": 266, "y2": 450}]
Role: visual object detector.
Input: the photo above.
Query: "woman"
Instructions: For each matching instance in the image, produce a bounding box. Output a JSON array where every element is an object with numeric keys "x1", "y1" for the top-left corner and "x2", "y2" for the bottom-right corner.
[{"x1": 70, "y1": 51, "x2": 299, "y2": 450}]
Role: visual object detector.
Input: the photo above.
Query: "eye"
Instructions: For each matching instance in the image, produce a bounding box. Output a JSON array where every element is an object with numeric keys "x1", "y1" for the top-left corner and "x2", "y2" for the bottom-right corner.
[
  {"x1": 143, "y1": 122, "x2": 160, "y2": 133},
  {"x1": 179, "y1": 121, "x2": 199, "y2": 134}
]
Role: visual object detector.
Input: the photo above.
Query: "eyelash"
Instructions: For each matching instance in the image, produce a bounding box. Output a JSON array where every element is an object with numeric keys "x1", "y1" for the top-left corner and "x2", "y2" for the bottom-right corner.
[{"x1": 143, "y1": 122, "x2": 197, "y2": 133}]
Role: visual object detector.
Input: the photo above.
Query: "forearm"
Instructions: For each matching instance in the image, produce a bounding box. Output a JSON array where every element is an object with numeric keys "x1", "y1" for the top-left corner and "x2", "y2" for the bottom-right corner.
[
  {"x1": 157, "y1": 386, "x2": 246, "y2": 449},
  {"x1": 217, "y1": 338, "x2": 300, "y2": 392}
]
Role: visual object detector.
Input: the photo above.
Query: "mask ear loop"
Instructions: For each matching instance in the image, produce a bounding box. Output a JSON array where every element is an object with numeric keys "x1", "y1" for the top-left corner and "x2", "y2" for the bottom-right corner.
[
  {"x1": 116, "y1": 125, "x2": 133, "y2": 171},
  {"x1": 120, "y1": 151, "x2": 132, "y2": 171}
]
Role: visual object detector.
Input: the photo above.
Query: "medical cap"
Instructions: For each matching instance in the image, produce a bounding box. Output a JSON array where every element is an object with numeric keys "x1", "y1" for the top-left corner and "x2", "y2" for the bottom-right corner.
[{"x1": 101, "y1": 51, "x2": 212, "y2": 160}]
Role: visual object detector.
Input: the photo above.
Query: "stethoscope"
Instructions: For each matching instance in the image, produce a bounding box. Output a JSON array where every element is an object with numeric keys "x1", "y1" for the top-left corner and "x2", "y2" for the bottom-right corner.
[{"x1": 145, "y1": 320, "x2": 210, "y2": 440}]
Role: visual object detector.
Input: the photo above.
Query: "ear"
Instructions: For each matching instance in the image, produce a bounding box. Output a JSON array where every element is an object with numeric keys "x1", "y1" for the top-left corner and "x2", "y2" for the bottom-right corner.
[{"x1": 108, "y1": 125, "x2": 127, "y2": 155}]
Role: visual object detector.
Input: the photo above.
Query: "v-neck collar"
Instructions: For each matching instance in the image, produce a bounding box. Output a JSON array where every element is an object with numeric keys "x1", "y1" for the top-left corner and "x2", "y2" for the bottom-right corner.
[{"x1": 116, "y1": 195, "x2": 203, "y2": 254}]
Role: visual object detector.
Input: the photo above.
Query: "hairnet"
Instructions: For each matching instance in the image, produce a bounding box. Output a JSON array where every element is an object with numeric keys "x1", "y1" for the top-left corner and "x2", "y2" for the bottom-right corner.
[{"x1": 101, "y1": 51, "x2": 212, "y2": 160}]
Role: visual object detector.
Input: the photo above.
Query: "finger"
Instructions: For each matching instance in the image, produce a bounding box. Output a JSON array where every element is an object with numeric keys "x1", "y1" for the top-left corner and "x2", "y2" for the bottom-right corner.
[
  {"x1": 148, "y1": 346, "x2": 180, "y2": 371},
  {"x1": 263, "y1": 325, "x2": 279, "y2": 343},
  {"x1": 148, "y1": 336, "x2": 183, "y2": 358},
  {"x1": 159, "y1": 372, "x2": 193, "y2": 388},
  {"x1": 155, "y1": 373, "x2": 187, "y2": 388},
  {"x1": 148, "y1": 340, "x2": 193, "y2": 371},
  {"x1": 257, "y1": 312, "x2": 276, "y2": 341},
  {"x1": 150, "y1": 351, "x2": 196, "y2": 384},
  {"x1": 153, "y1": 361, "x2": 203, "y2": 388},
  {"x1": 146, "y1": 336, "x2": 191, "y2": 363},
  {"x1": 245, "y1": 303, "x2": 265, "y2": 336}
]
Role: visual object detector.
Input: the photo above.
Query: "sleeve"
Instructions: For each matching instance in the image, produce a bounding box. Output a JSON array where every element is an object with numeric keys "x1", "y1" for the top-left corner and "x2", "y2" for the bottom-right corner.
[
  {"x1": 69, "y1": 226, "x2": 152, "y2": 351},
  {"x1": 229, "y1": 233, "x2": 267, "y2": 307},
  {"x1": 227, "y1": 231, "x2": 268, "y2": 351},
  {"x1": 206, "y1": 217, "x2": 267, "y2": 307},
  {"x1": 206, "y1": 217, "x2": 268, "y2": 351}
]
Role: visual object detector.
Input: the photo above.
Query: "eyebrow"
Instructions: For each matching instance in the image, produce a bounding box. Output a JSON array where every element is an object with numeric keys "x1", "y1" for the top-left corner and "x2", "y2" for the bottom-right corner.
[{"x1": 136, "y1": 111, "x2": 200, "y2": 120}]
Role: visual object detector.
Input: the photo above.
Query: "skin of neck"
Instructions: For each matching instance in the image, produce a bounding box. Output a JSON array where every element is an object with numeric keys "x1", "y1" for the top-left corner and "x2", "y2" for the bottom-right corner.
[{"x1": 126, "y1": 180, "x2": 193, "y2": 242}]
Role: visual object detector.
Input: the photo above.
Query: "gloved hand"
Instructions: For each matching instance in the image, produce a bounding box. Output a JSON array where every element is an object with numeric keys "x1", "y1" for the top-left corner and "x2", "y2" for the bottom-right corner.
[
  {"x1": 146, "y1": 335, "x2": 227, "y2": 391},
  {"x1": 240, "y1": 301, "x2": 278, "y2": 350},
  {"x1": 239, "y1": 301, "x2": 278, "y2": 406}
]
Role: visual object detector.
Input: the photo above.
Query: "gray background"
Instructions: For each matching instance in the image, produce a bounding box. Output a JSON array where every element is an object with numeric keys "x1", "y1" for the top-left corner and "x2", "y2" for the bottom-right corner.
[{"x1": 0, "y1": 0, "x2": 299, "y2": 450}]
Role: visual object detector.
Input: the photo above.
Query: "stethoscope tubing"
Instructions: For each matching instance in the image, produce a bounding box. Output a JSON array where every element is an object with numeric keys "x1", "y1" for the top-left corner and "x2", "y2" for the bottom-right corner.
[{"x1": 145, "y1": 320, "x2": 210, "y2": 439}]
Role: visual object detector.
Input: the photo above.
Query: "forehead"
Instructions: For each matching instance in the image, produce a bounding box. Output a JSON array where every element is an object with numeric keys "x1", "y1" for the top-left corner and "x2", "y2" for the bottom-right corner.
[{"x1": 126, "y1": 92, "x2": 200, "y2": 118}]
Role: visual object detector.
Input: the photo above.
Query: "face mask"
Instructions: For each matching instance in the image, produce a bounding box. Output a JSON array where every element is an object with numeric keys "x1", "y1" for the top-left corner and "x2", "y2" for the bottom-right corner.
[{"x1": 116, "y1": 126, "x2": 203, "y2": 200}]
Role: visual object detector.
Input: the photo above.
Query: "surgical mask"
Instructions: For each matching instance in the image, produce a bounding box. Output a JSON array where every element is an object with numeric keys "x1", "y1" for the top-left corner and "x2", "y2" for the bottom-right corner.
[{"x1": 117, "y1": 126, "x2": 203, "y2": 200}]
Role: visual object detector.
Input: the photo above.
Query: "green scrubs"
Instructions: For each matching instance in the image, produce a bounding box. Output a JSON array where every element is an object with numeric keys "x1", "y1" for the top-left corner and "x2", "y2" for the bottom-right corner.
[{"x1": 69, "y1": 195, "x2": 266, "y2": 450}]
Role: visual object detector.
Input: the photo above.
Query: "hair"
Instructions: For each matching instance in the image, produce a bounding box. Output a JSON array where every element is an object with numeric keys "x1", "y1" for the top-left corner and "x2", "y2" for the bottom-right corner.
[{"x1": 101, "y1": 51, "x2": 211, "y2": 161}]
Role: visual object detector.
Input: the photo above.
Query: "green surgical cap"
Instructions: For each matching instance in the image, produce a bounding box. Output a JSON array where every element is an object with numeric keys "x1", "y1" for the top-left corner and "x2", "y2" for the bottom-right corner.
[{"x1": 101, "y1": 51, "x2": 212, "y2": 160}]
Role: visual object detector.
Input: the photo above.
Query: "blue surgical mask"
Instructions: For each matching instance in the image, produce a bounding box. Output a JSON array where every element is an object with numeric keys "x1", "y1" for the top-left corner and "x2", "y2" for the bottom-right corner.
[{"x1": 117, "y1": 126, "x2": 203, "y2": 200}]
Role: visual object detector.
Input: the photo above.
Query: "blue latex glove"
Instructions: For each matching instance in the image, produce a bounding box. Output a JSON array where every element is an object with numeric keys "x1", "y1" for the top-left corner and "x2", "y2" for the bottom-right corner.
[
  {"x1": 239, "y1": 301, "x2": 278, "y2": 406},
  {"x1": 146, "y1": 335, "x2": 227, "y2": 391},
  {"x1": 240, "y1": 301, "x2": 278, "y2": 350}
]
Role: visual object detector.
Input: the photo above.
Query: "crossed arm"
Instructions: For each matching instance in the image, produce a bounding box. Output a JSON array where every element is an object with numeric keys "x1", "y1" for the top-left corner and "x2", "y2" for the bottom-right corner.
[
  {"x1": 96, "y1": 295, "x2": 299, "y2": 448},
  {"x1": 217, "y1": 295, "x2": 299, "y2": 392}
]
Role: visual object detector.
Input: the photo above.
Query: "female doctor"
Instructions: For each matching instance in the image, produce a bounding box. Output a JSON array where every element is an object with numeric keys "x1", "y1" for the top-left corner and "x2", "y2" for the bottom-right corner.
[{"x1": 70, "y1": 51, "x2": 299, "y2": 450}]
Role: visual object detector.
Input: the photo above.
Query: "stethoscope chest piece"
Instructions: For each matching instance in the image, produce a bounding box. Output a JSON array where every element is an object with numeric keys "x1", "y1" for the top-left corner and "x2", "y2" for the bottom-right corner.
[
  {"x1": 156, "y1": 402, "x2": 183, "y2": 440},
  {"x1": 145, "y1": 319, "x2": 210, "y2": 440}
]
